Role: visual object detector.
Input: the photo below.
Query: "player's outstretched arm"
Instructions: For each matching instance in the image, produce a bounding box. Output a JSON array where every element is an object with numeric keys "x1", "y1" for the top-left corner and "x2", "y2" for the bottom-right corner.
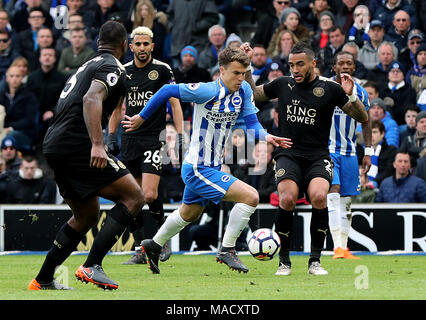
[
  {"x1": 83, "y1": 80, "x2": 109, "y2": 168},
  {"x1": 361, "y1": 119, "x2": 372, "y2": 173},
  {"x1": 122, "y1": 84, "x2": 181, "y2": 132}
]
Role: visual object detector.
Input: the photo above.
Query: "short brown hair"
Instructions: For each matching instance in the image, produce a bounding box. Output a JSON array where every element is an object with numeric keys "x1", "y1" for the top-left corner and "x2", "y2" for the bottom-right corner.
[{"x1": 218, "y1": 47, "x2": 250, "y2": 68}]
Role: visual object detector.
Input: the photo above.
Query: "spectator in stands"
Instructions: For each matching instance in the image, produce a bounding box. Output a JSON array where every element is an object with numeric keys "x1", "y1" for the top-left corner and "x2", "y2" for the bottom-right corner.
[
  {"x1": 0, "y1": 30, "x2": 20, "y2": 83},
  {"x1": 257, "y1": 60, "x2": 288, "y2": 86},
  {"x1": 225, "y1": 33, "x2": 242, "y2": 50},
  {"x1": 0, "y1": 65, "x2": 39, "y2": 152},
  {"x1": 384, "y1": 10, "x2": 412, "y2": 53},
  {"x1": 0, "y1": 136, "x2": 21, "y2": 175},
  {"x1": 15, "y1": 7, "x2": 46, "y2": 71},
  {"x1": 399, "y1": 110, "x2": 426, "y2": 168},
  {"x1": 250, "y1": 0, "x2": 291, "y2": 49},
  {"x1": 233, "y1": 141, "x2": 276, "y2": 203},
  {"x1": 173, "y1": 45, "x2": 211, "y2": 119},
  {"x1": 377, "y1": 61, "x2": 417, "y2": 126},
  {"x1": 132, "y1": 0, "x2": 168, "y2": 61},
  {"x1": 158, "y1": 122, "x2": 185, "y2": 203},
  {"x1": 373, "y1": 0, "x2": 417, "y2": 32},
  {"x1": 366, "y1": 41, "x2": 399, "y2": 88},
  {"x1": 66, "y1": 0, "x2": 85, "y2": 16},
  {"x1": 317, "y1": 25, "x2": 346, "y2": 77},
  {"x1": 11, "y1": 1, "x2": 53, "y2": 33},
  {"x1": 414, "y1": 148, "x2": 426, "y2": 181},
  {"x1": 406, "y1": 42, "x2": 426, "y2": 102},
  {"x1": 363, "y1": 80, "x2": 379, "y2": 103},
  {"x1": 55, "y1": 13, "x2": 90, "y2": 52},
  {"x1": 399, "y1": 29, "x2": 423, "y2": 73},
  {"x1": 357, "y1": 120, "x2": 397, "y2": 189},
  {"x1": 84, "y1": 0, "x2": 122, "y2": 39},
  {"x1": 0, "y1": 9, "x2": 17, "y2": 51},
  {"x1": 268, "y1": 7, "x2": 310, "y2": 56},
  {"x1": 376, "y1": 152, "x2": 426, "y2": 203},
  {"x1": 358, "y1": 19, "x2": 385, "y2": 71},
  {"x1": 166, "y1": 0, "x2": 219, "y2": 68},
  {"x1": 303, "y1": 0, "x2": 331, "y2": 32},
  {"x1": 198, "y1": 24, "x2": 226, "y2": 72},
  {"x1": 334, "y1": 0, "x2": 360, "y2": 36},
  {"x1": 399, "y1": 105, "x2": 421, "y2": 142},
  {"x1": 5, "y1": 154, "x2": 57, "y2": 204},
  {"x1": 57, "y1": 28, "x2": 95, "y2": 77},
  {"x1": 367, "y1": 97, "x2": 400, "y2": 147},
  {"x1": 27, "y1": 47, "x2": 67, "y2": 145},
  {"x1": 269, "y1": 29, "x2": 298, "y2": 72},
  {"x1": 249, "y1": 44, "x2": 271, "y2": 85},
  {"x1": 310, "y1": 10, "x2": 335, "y2": 53},
  {"x1": 347, "y1": 4, "x2": 370, "y2": 48}
]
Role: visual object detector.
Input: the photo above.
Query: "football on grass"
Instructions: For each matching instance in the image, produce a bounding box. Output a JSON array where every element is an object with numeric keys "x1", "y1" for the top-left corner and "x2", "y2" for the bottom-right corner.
[{"x1": 248, "y1": 228, "x2": 281, "y2": 261}]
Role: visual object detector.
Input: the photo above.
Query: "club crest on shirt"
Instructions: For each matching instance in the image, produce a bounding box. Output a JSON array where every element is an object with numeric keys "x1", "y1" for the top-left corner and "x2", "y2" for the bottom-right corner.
[
  {"x1": 231, "y1": 95, "x2": 242, "y2": 107},
  {"x1": 221, "y1": 175, "x2": 231, "y2": 182},
  {"x1": 148, "y1": 70, "x2": 159, "y2": 80},
  {"x1": 313, "y1": 87, "x2": 324, "y2": 97},
  {"x1": 275, "y1": 168, "x2": 286, "y2": 178}
]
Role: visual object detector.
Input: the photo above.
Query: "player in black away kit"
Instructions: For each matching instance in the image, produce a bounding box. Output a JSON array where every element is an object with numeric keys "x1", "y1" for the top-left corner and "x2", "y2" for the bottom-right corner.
[
  {"x1": 107, "y1": 26, "x2": 184, "y2": 265},
  {"x1": 242, "y1": 42, "x2": 368, "y2": 275},
  {"x1": 28, "y1": 21, "x2": 145, "y2": 291}
]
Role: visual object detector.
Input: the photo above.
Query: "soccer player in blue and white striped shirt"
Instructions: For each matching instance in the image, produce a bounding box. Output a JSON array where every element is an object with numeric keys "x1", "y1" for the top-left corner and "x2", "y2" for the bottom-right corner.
[
  {"x1": 122, "y1": 47, "x2": 292, "y2": 274},
  {"x1": 327, "y1": 51, "x2": 372, "y2": 259}
]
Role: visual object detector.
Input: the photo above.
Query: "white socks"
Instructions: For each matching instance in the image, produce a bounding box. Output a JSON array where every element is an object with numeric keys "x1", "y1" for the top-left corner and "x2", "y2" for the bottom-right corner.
[
  {"x1": 153, "y1": 209, "x2": 190, "y2": 246},
  {"x1": 327, "y1": 193, "x2": 352, "y2": 249},
  {"x1": 340, "y1": 196, "x2": 352, "y2": 250},
  {"x1": 222, "y1": 203, "x2": 256, "y2": 248}
]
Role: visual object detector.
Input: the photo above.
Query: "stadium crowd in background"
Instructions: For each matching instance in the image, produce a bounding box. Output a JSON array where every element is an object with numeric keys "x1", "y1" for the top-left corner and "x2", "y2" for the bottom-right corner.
[{"x1": 0, "y1": 1, "x2": 425, "y2": 234}]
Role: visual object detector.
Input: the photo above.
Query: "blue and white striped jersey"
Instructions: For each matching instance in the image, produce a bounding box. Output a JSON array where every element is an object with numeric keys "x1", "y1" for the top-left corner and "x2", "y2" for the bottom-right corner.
[
  {"x1": 328, "y1": 79, "x2": 370, "y2": 156},
  {"x1": 179, "y1": 78, "x2": 258, "y2": 167}
]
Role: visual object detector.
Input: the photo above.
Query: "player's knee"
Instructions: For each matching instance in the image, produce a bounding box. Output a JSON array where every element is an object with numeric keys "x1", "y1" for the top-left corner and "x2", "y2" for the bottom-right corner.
[
  {"x1": 244, "y1": 187, "x2": 259, "y2": 207},
  {"x1": 125, "y1": 193, "x2": 145, "y2": 216},
  {"x1": 309, "y1": 190, "x2": 328, "y2": 208},
  {"x1": 279, "y1": 193, "x2": 297, "y2": 210},
  {"x1": 143, "y1": 190, "x2": 158, "y2": 204}
]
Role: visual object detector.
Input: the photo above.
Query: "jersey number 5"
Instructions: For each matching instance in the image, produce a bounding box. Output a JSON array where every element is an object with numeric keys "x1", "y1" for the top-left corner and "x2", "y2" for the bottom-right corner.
[{"x1": 60, "y1": 63, "x2": 88, "y2": 99}]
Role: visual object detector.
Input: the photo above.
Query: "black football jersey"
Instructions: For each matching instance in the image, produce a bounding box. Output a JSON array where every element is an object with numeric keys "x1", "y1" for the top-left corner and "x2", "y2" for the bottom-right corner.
[
  {"x1": 43, "y1": 52, "x2": 126, "y2": 154},
  {"x1": 263, "y1": 76, "x2": 349, "y2": 156},
  {"x1": 123, "y1": 58, "x2": 175, "y2": 139}
]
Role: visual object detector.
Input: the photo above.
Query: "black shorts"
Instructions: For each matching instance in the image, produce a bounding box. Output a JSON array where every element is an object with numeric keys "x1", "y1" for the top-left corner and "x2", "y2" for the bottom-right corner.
[
  {"x1": 274, "y1": 153, "x2": 334, "y2": 193},
  {"x1": 45, "y1": 151, "x2": 129, "y2": 200},
  {"x1": 123, "y1": 143, "x2": 164, "y2": 177}
]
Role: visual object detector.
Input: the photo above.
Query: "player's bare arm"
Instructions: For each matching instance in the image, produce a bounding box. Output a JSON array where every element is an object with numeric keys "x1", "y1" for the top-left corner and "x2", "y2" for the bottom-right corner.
[
  {"x1": 339, "y1": 73, "x2": 368, "y2": 123},
  {"x1": 240, "y1": 42, "x2": 269, "y2": 102},
  {"x1": 361, "y1": 119, "x2": 372, "y2": 173},
  {"x1": 83, "y1": 80, "x2": 108, "y2": 168},
  {"x1": 108, "y1": 97, "x2": 125, "y2": 134}
]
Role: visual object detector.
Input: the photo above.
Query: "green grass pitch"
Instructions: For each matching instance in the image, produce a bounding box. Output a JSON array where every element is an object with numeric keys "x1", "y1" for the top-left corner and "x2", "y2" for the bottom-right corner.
[{"x1": 0, "y1": 253, "x2": 425, "y2": 300}]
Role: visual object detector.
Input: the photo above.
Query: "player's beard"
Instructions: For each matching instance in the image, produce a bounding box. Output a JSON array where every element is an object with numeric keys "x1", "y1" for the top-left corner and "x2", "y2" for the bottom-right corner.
[{"x1": 135, "y1": 51, "x2": 151, "y2": 64}]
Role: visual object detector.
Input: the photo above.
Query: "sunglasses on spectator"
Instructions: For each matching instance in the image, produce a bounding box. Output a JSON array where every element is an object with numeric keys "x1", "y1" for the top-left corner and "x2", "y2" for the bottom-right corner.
[
  {"x1": 0, "y1": 38, "x2": 9, "y2": 43},
  {"x1": 409, "y1": 40, "x2": 422, "y2": 45},
  {"x1": 276, "y1": 1, "x2": 290, "y2": 5},
  {"x1": 395, "y1": 19, "x2": 407, "y2": 22},
  {"x1": 2, "y1": 146, "x2": 15, "y2": 151}
]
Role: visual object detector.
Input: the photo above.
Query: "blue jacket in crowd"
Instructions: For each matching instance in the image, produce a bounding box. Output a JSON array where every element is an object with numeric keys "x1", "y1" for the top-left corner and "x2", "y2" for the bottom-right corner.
[{"x1": 376, "y1": 174, "x2": 426, "y2": 203}]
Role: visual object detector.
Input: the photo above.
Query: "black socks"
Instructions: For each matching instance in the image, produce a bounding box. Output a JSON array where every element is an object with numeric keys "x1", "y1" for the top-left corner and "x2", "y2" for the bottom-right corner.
[
  {"x1": 309, "y1": 207, "x2": 328, "y2": 265},
  {"x1": 84, "y1": 202, "x2": 132, "y2": 267},
  {"x1": 275, "y1": 207, "x2": 294, "y2": 266},
  {"x1": 36, "y1": 223, "x2": 84, "y2": 283}
]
